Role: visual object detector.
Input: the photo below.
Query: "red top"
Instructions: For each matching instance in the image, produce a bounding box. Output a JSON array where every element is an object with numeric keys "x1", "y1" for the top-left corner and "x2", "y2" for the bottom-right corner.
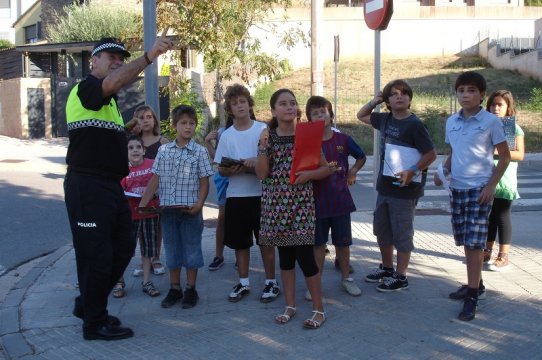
[{"x1": 121, "y1": 158, "x2": 159, "y2": 220}]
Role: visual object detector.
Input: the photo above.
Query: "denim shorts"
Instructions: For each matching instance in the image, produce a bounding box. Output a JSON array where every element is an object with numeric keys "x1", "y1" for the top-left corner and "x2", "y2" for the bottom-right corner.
[
  {"x1": 314, "y1": 214, "x2": 352, "y2": 247},
  {"x1": 373, "y1": 194, "x2": 417, "y2": 253},
  {"x1": 450, "y1": 187, "x2": 492, "y2": 250},
  {"x1": 160, "y1": 209, "x2": 204, "y2": 270}
]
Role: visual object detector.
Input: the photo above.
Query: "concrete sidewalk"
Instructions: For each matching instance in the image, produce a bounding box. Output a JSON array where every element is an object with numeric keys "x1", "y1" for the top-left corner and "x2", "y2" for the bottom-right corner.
[{"x1": 1, "y1": 207, "x2": 541, "y2": 359}]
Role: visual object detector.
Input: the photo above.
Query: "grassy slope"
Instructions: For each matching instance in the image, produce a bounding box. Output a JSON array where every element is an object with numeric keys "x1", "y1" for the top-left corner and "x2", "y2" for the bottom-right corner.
[{"x1": 253, "y1": 56, "x2": 542, "y2": 154}]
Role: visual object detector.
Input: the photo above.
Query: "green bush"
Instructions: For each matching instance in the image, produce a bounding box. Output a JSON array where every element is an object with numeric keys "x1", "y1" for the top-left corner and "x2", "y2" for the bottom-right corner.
[
  {"x1": 47, "y1": 3, "x2": 141, "y2": 43},
  {"x1": 0, "y1": 39, "x2": 13, "y2": 49}
]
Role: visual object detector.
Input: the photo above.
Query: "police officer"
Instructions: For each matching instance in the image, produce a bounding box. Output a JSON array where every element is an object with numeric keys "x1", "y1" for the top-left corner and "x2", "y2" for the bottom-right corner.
[{"x1": 64, "y1": 34, "x2": 173, "y2": 341}]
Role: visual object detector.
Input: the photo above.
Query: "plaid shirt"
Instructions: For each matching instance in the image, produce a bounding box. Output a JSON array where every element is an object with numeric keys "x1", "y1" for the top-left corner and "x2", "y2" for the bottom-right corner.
[{"x1": 152, "y1": 140, "x2": 213, "y2": 206}]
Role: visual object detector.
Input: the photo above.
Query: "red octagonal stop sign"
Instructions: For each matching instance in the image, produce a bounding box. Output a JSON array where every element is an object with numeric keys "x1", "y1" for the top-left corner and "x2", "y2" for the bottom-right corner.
[{"x1": 363, "y1": 0, "x2": 394, "y2": 31}]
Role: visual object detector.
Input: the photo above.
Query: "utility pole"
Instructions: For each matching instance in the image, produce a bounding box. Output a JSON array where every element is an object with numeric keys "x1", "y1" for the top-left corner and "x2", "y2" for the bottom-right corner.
[
  {"x1": 143, "y1": 0, "x2": 159, "y2": 119},
  {"x1": 311, "y1": 0, "x2": 324, "y2": 96}
]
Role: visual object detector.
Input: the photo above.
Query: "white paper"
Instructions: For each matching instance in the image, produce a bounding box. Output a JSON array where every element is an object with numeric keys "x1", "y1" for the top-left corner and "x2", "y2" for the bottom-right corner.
[
  {"x1": 124, "y1": 191, "x2": 142, "y2": 198},
  {"x1": 437, "y1": 163, "x2": 452, "y2": 197},
  {"x1": 383, "y1": 143, "x2": 422, "y2": 183}
]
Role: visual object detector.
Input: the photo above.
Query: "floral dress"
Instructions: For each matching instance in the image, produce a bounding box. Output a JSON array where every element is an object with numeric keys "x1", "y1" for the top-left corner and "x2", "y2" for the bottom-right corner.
[{"x1": 258, "y1": 128, "x2": 316, "y2": 247}]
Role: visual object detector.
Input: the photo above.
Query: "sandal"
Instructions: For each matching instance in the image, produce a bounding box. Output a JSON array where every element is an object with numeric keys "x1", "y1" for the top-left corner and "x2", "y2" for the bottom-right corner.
[
  {"x1": 275, "y1": 306, "x2": 296, "y2": 324},
  {"x1": 303, "y1": 310, "x2": 325, "y2": 329},
  {"x1": 152, "y1": 259, "x2": 166, "y2": 275},
  {"x1": 142, "y1": 281, "x2": 160, "y2": 297},
  {"x1": 112, "y1": 281, "x2": 125, "y2": 298}
]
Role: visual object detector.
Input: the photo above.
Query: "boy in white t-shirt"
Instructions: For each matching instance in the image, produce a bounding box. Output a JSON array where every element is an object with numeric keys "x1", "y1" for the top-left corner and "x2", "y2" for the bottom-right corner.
[{"x1": 214, "y1": 84, "x2": 279, "y2": 303}]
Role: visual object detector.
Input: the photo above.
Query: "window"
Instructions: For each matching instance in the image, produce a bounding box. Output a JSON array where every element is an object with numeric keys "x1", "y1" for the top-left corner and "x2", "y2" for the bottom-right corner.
[
  {"x1": 24, "y1": 22, "x2": 42, "y2": 44},
  {"x1": 0, "y1": 0, "x2": 10, "y2": 18}
]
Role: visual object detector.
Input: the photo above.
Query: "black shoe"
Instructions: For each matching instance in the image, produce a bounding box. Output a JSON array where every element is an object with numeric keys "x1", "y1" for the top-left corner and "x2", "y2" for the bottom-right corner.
[
  {"x1": 73, "y1": 297, "x2": 121, "y2": 327},
  {"x1": 449, "y1": 285, "x2": 486, "y2": 300},
  {"x1": 181, "y1": 288, "x2": 199, "y2": 309},
  {"x1": 365, "y1": 264, "x2": 394, "y2": 283},
  {"x1": 334, "y1": 258, "x2": 354, "y2": 274},
  {"x1": 161, "y1": 288, "x2": 183, "y2": 308},
  {"x1": 376, "y1": 272, "x2": 409, "y2": 292},
  {"x1": 458, "y1": 296, "x2": 478, "y2": 321},
  {"x1": 83, "y1": 324, "x2": 134, "y2": 341}
]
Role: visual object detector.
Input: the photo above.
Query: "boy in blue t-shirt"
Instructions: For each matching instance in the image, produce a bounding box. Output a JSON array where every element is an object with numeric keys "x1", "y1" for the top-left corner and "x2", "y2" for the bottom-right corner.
[
  {"x1": 435, "y1": 71, "x2": 510, "y2": 321},
  {"x1": 306, "y1": 96, "x2": 366, "y2": 297}
]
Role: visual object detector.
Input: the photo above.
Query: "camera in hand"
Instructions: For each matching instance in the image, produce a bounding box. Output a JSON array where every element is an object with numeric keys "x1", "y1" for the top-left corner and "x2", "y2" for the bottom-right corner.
[{"x1": 220, "y1": 157, "x2": 244, "y2": 168}]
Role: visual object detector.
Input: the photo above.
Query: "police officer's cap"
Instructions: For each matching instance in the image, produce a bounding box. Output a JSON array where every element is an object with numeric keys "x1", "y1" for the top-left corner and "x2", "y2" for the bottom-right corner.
[{"x1": 91, "y1": 37, "x2": 131, "y2": 58}]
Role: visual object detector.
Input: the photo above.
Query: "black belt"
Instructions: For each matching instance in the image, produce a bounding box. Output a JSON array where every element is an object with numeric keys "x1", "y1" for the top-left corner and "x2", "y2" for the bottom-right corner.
[{"x1": 67, "y1": 166, "x2": 122, "y2": 181}]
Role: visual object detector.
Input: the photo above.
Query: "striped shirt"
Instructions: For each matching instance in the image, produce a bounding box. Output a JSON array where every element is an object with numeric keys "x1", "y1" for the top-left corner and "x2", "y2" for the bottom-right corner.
[
  {"x1": 313, "y1": 132, "x2": 365, "y2": 219},
  {"x1": 152, "y1": 140, "x2": 213, "y2": 206}
]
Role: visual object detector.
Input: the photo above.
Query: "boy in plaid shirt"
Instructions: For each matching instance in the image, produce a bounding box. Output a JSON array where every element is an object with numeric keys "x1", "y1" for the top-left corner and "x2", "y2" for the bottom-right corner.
[{"x1": 139, "y1": 105, "x2": 213, "y2": 309}]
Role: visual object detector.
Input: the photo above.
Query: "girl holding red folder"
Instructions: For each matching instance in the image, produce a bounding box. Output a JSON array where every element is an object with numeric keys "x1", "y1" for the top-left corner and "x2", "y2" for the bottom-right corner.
[{"x1": 256, "y1": 89, "x2": 331, "y2": 329}]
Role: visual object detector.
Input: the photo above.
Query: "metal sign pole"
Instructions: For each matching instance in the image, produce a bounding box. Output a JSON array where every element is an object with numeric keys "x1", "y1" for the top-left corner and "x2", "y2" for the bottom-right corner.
[
  {"x1": 373, "y1": 29, "x2": 381, "y2": 188},
  {"x1": 333, "y1": 35, "x2": 339, "y2": 129},
  {"x1": 143, "y1": 0, "x2": 159, "y2": 119}
]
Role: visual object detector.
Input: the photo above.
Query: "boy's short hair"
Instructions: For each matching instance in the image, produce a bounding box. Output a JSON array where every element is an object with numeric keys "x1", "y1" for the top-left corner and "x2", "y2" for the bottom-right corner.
[
  {"x1": 305, "y1": 95, "x2": 334, "y2": 121},
  {"x1": 454, "y1": 71, "x2": 487, "y2": 93},
  {"x1": 224, "y1": 84, "x2": 254, "y2": 116},
  {"x1": 382, "y1": 79, "x2": 413, "y2": 111},
  {"x1": 127, "y1": 134, "x2": 144, "y2": 147},
  {"x1": 171, "y1": 105, "x2": 198, "y2": 127}
]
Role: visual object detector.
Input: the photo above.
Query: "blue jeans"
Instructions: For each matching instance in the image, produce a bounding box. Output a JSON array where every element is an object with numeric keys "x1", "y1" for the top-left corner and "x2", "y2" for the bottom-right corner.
[{"x1": 160, "y1": 210, "x2": 204, "y2": 270}]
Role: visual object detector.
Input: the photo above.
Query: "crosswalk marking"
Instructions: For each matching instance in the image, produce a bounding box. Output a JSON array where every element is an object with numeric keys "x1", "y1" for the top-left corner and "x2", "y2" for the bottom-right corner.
[{"x1": 354, "y1": 164, "x2": 542, "y2": 211}]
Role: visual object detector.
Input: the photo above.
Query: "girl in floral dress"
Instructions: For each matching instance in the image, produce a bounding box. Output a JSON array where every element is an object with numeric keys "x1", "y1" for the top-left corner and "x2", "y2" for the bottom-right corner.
[{"x1": 256, "y1": 89, "x2": 331, "y2": 329}]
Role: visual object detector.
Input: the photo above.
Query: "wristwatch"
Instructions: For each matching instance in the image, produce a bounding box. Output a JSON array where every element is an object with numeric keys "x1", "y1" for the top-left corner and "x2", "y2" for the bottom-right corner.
[{"x1": 257, "y1": 147, "x2": 268, "y2": 156}]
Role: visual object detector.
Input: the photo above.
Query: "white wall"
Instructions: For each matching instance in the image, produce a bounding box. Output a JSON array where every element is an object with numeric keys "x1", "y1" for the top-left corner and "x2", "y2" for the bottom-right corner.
[
  {"x1": 252, "y1": 6, "x2": 542, "y2": 69},
  {"x1": 0, "y1": 0, "x2": 36, "y2": 43}
]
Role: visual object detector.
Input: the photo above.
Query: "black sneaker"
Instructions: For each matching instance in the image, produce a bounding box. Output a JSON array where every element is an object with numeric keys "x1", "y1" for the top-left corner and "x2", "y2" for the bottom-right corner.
[
  {"x1": 208, "y1": 257, "x2": 224, "y2": 271},
  {"x1": 334, "y1": 258, "x2": 354, "y2": 274},
  {"x1": 376, "y1": 273, "x2": 409, "y2": 292},
  {"x1": 458, "y1": 296, "x2": 478, "y2": 321},
  {"x1": 228, "y1": 283, "x2": 250, "y2": 302},
  {"x1": 365, "y1": 264, "x2": 394, "y2": 283},
  {"x1": 181, "y1": 288, "x2": 199, "y2": 309},
  {"x1": 161, "y1": 288, "x2": 183, "y2": 308},
  {"x1": 260, "y1": 282, "x2": 280, "y2": 303},
  {"x1": 449, "y1": 285, "x2": 486, "y2": 300}
]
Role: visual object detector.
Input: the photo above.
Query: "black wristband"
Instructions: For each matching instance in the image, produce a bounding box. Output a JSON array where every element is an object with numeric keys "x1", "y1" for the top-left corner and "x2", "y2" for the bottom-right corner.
[{"x1": 144, "y1": 52, "x2": 153, "y2": 65}]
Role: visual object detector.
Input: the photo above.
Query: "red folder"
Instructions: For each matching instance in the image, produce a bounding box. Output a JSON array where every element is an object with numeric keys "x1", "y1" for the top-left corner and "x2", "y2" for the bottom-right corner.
[{"x1": 289, "y1": 121, "x2": 325, "y2": 184}]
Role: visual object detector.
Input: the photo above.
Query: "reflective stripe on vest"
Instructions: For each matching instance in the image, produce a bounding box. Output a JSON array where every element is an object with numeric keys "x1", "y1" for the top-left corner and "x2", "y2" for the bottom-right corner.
[{"x1": 65, "y1": 84, "x2": 124, "y2": 132}]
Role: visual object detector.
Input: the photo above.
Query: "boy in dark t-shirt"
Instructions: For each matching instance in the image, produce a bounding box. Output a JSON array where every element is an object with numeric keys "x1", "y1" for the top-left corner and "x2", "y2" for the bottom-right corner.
[{"x1": 356, "y1": 79, "x2": 437, "y2": 292}]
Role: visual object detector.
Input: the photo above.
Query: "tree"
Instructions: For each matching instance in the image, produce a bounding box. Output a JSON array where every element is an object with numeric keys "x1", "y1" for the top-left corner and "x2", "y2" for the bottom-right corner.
[
  {"x1": 46, "y1": 2, "x2": 142, "y2": 43},
  {"x1": 156, "y1": 0, "x2": 307, "y2": 122}
]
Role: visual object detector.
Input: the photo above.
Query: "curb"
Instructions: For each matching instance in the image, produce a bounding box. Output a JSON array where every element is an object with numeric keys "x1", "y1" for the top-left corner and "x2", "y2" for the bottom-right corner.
[{"x1": 0, "y1": 245, "x2": 72, "y2": 359}]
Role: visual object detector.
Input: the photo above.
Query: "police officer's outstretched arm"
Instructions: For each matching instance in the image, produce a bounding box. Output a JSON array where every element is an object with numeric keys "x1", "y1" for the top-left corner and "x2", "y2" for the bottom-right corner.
[{"x1": 102, "y1": 30, "x2": 173, "y2": 98}]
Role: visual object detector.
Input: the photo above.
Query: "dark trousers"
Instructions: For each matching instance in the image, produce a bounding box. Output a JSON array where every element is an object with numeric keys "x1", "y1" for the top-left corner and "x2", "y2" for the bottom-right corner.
[{"x1": 64, "y1": 171, "x2": 135, "y2": 329}]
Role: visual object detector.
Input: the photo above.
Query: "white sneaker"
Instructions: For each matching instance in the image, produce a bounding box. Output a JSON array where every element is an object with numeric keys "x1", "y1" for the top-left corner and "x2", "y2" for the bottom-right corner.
[
  {"x1": 342, "y1": 277, "x2": 362, "y2": 296},
  {"x1": 133, "y1": 267, "x2": 143, "y2": 277}
]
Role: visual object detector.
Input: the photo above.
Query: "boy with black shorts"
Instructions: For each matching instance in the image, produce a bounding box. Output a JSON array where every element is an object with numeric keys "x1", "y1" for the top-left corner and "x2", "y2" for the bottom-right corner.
[
  {"x1": 435, "y1": 71, "x2": 510, "y2": 321},
  {"x1": 357, "y1": 79, "x2": 436, "y2": 293},
  {"x1": 214, "y1": 84, "x2": 279, "y2": 303},
  {"x1": 306, "y1": 96, "x2": 366, "y2": 297}
]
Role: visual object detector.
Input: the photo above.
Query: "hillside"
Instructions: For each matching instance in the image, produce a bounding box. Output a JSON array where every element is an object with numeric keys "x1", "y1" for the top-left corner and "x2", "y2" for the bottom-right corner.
[{"x1": 252, "y1": 55, "x2": 542, "y2": 154}]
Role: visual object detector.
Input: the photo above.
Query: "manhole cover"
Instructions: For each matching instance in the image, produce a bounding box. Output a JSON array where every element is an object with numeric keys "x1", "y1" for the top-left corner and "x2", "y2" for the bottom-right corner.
[{"x1": 0, "y1": 159, "x2": 28, "y2": 163}]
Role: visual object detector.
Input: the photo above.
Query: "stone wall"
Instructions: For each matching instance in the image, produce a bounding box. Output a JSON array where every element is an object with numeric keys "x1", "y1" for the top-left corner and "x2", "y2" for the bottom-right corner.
[{"x1": 0, "y1": 78, "x2": 52, "y2": 138}]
